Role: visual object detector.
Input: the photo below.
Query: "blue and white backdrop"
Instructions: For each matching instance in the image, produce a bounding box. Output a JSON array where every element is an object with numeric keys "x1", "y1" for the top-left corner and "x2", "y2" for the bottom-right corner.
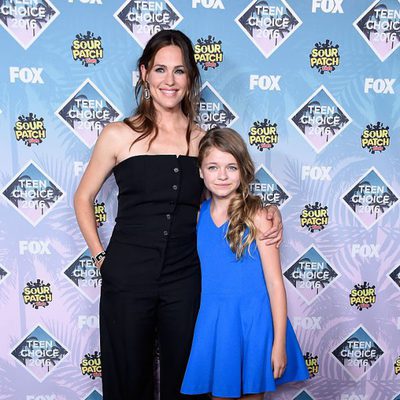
[{"x1": 0, "y1": 1, "x2": 399, "y2": 399}]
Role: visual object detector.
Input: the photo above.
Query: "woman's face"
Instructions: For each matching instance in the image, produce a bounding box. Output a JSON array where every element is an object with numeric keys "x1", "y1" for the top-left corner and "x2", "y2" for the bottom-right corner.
[{"x1": 141, "y1": 45, "x2": 189, "y2": 113}]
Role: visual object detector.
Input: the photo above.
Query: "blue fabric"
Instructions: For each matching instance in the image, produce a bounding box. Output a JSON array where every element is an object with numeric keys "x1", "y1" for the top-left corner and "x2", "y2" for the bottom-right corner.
[{"x1": 181, "y1": 199, "x2": 309, "y2": 397}]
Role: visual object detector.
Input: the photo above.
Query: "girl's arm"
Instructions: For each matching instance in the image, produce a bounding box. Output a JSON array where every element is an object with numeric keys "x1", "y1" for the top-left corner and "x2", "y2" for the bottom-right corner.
[
  {"x1": 254, "y1": 209, "x2": 287, "y2": 379},
  {"x1": 73, "y1": 124, "x2": 120, "y2": 267}
]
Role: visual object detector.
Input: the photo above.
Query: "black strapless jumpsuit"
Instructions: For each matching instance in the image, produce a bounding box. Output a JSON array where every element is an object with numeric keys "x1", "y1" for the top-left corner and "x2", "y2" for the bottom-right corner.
[{"x1": 99, "y1": 155, "x2": 205, "y2": 400}]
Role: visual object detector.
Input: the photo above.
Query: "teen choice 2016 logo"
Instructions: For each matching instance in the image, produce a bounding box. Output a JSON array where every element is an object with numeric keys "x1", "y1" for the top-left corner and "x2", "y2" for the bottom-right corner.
[
  {"x1": 248, "y1": 119, "x2": 278, "y2": 151},
  {"x1": 290, "y1": 85, "x2": 351, "y2": 152},
  {"x1": 1, "y1": 161, "x2": 64, "y2": 226},
  {"x1": 332, "y1": 325, "x2": 384, "y2": 381},
  {"x1": 0, "y1": 0, "x2": 59, "y2": 49},
  {"x1": 300, "y1": 202, "x2": 329, "y2": 232},
  {"x1": 342, "y1": 168, "x2": 398, "y2": 229},
  {"x1": 14, "y1": 113, "x2": 46, "y2": 146},
  {"x1": 310, "y1": 39, "x2": 340, "y2": 74},
  {"x1": 283, "y1": 246, "x2": 339, "y2": 304},
  {"x1": 194, "y1": 36, "x2": 223, "y2": 70},
  {"x1": 72, "y1": 31, "x2": 103, "y2": 67},
  {"x1": 114, "y1": 0, "x2": 183, "y2": 48},
  {"x1": 11, "y1": 325, "x2": 68, "y2": 382},
  {"x1": 23, "y1": 280, "x2": 53, "y2": 309},
  {"x1": 361, "y1": 122, "x2": 390, "y2": 153},
  {"x1": 304, "y1": 352, "x2": 319, "y2": 378},
  {"x1": 198, "y1": 82, "x2": 238, "y2": 131},
  {"x1": 354, "y1": 0, "x2": 400, "y2": 62},
  {"x1": 236, "y1": 0, "x2": 302, "y2": 59},
  {"x1": 349, "y1": 282, "x2": 376, "y2": 311},
  {"x1": 81, "y1": 351, "x2": 102, "y2": 379}
]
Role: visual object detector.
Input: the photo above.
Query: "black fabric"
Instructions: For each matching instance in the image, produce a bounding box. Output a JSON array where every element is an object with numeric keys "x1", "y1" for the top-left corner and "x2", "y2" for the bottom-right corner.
[{"x1": 100, "y1": 155, "x2": 207, "y2": 400}]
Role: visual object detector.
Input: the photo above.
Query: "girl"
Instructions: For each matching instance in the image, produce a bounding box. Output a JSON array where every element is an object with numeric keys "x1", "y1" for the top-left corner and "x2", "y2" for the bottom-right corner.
[{"x1": 181, "y1": 128, "x2": 309, "y2": 399}]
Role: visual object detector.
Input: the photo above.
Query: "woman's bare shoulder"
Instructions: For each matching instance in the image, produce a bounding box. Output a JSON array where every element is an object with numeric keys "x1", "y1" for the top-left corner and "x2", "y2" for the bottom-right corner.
[
  {"x1": 101, "y1": 121, "x2": 136, "y2": 137},
  {"x1": 190, "y1": 126, "x2": 207, "y2": 148}
]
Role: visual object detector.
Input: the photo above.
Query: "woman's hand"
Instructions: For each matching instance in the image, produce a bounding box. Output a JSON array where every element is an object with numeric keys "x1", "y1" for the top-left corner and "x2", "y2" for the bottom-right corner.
[
  {"x1": 258, "y1": 205, "x2": 283, "y2": 248},
  {"x1": 271, "y1": 343, "x2": 287, "y2": 379}
]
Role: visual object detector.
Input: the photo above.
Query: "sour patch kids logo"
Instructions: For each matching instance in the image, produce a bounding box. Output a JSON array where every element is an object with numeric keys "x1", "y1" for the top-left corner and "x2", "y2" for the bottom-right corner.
[
  {"x1": 194, "y1": 36, "x2": 223, "y2": 70},
  {"x1": 361, "y1": 122, "x2": 390, "y2": 153},
  {"x1": 349, "y1": 282, "x2": 376, "y2": 311},
  {"x1": 81, "y1": 351, "x2": 102, "y2": 379},
  {"x1": 310, "y1": 40, "x2": 340, "y2": 74},
  {"x1": 300, "y1": 202, "x2": 329, "y2": 232},
  {"x1": 23, "y1": 280, "x2": 53, "y2": 309},
  {"x1": 71, "y1": 31, "x2": 103, "y2": 67},
  {"x1": 14, "y1": 113, "x2": 46, "y2": 146},
  {"x1": 248, "y1": 119, "x2": 278, "y2": 151}
]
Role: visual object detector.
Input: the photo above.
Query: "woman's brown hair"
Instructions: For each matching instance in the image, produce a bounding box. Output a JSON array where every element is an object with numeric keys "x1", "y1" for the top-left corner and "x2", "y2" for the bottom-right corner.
[
  {"x1": 198, "y1": 128, "x2": 262, "y2": 258},
  {"x1": 124, "y1": 29, "x2": 201, "y2": 153}
]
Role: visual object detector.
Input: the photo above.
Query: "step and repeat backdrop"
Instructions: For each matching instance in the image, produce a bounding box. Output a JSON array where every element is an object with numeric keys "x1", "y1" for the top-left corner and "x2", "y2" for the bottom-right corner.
[{"x1": 0, "y1": 0, "x2": 399, "y2": 399}]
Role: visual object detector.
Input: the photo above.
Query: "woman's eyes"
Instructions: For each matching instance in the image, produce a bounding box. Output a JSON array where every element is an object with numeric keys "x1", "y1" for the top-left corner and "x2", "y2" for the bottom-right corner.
[
  {"x1": 228, "y1": 166, "x2": 238, "y2": 171},
  {"x1": 154, "y1": 67, "x2": 185, "y2": 74}
]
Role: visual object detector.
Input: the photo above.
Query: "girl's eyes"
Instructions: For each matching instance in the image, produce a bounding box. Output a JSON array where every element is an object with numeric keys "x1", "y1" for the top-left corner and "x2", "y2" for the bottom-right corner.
[{"x1": 207, "y1": 166, "x2": 238, "y2": 171}]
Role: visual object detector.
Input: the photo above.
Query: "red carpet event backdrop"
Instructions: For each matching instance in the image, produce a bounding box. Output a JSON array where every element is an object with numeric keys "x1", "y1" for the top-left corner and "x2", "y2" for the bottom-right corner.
[{"x1": 1, "y1": 1, "x2": 399, "y2": 399}]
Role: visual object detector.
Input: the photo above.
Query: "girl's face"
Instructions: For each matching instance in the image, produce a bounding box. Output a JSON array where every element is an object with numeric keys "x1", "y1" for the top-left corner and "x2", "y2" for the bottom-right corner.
[
  {"x1": 141, "y1": 45, "x2": 189, "y2": 113},
  {"x1": 200, "y1": 147, "x2": 241, "y2": 201}
]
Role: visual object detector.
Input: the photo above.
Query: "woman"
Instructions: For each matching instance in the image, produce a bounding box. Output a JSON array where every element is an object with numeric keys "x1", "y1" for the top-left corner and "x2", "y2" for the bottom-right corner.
[{"x1": 74, "y1": 30, "x2": 282, "y2": 400}]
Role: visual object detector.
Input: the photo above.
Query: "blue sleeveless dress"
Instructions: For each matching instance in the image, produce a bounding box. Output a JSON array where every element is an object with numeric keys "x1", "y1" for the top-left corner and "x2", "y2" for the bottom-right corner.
[{"x1": 181, "y1": 199, "x2": 309, "y2": 397}]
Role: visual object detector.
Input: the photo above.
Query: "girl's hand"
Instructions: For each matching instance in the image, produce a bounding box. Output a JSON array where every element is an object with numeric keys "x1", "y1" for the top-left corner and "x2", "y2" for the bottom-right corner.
[
  {"x1": 271, "y1": 344, "x2": 287, "y2": 379},
  {"x1": 259, "y1": 205, "x2": 283, "y2": 248}
]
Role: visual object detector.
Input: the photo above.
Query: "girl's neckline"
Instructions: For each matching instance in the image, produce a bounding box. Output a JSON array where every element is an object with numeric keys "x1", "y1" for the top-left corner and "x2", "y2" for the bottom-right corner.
[
  {"x1": 207, "y1": 200, "x2": 229, "y2": 229},
  {"x1": 114, "y1": 154, "x2": 198, "y2": 169}
]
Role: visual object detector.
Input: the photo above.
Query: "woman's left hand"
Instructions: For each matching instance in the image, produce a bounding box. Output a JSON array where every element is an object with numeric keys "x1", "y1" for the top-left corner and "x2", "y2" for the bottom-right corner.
[{"x1": 259, "y1": 205, "x2": 283, "y2": 247}]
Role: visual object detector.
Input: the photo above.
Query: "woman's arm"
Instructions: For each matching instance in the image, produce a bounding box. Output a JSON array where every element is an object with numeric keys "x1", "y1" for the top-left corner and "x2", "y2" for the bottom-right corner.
[
  {"x1": 254, "y1": 209, "x2": 287, "y2": 379},
  {"x1": 73, "y1": 124, "x2": 120, "y2": 266}
]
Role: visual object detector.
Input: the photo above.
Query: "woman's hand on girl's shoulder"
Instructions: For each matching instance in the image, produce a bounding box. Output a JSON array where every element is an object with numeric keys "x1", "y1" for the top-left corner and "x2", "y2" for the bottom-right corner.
[
  {"x1": 254, "y1": 208, "x2": 273, "y2": 240},
  {"x1": 257, "y1": 205, "x2": 283, "y2": 248}
]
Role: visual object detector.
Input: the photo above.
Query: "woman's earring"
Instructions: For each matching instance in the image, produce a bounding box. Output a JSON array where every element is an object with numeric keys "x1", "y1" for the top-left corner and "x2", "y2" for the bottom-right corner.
[{"x1": 144, "y1": 82, "x2": 151, "y2": 100}]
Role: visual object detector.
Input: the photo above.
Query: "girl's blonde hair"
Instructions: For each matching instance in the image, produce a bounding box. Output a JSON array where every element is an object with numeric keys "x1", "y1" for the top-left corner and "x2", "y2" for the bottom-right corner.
[{"x1": 198, "y1": 128, "x2": 262, "y2": 258}]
